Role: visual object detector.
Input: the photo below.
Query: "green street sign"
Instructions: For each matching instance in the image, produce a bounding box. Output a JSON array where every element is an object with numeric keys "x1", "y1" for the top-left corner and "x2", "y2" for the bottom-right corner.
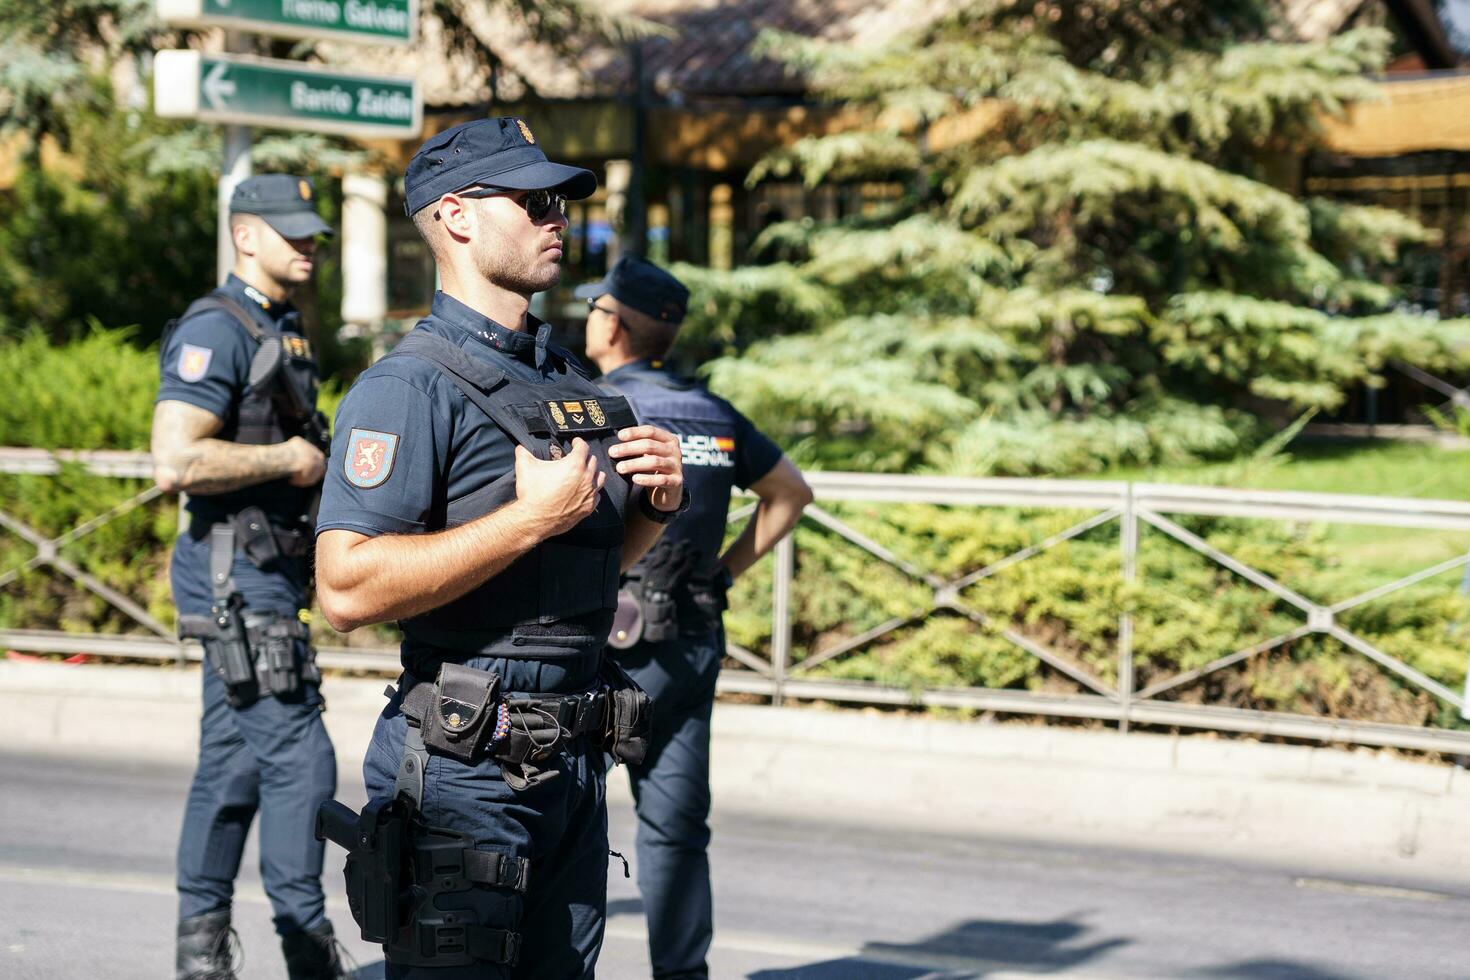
[
  {"x1": 156, "y1": 0, "x2": 416, "y2": 46},
  {"x1": 154, "y1": 51, "x2": 421, "y2": 138}
]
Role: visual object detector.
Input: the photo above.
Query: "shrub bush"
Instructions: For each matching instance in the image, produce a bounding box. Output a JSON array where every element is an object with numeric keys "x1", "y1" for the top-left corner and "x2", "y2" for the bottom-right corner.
[{"x1": 723, "y1": 501, "x2": 1470, "y2": 730}]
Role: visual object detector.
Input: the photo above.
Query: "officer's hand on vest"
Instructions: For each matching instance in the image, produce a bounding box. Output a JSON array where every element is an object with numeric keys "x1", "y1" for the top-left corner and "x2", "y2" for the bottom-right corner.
[
  {"x1": 513, "y1": 438, "x2": 605, "y2": 536},
  {"x1": 608, "y1": 425, "x2": 685, "y2": 504},
  {"x1": 284, "y1": 436, "x2": 327, "y2": 487}
]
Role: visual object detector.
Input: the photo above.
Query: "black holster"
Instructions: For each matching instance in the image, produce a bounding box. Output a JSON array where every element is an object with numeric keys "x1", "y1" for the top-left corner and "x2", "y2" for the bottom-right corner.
[
  {"x1": 202, "y1": 598, "x2": 257, "y2": 707},
  {"x1": 599, "y1": 655, "x2": 652, "y2": 766},
  {"x1": 181, "y1": 607, "x2": 315, "y2": 708},
  {"x1": 317, "y1": 782, "x2": 530, "y2": 966},
  {"x1": 179, "y1": 520, "x2": 318, "y2": 708},
  {"x1": 316, "y1": 797, "x2": 412, "y2": 944}
]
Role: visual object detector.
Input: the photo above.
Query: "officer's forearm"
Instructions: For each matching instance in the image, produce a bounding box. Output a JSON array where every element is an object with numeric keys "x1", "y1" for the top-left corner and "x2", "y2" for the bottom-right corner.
[
  {"x1": 156, "y1": 438, "x2": 301, "y2": 495},
  {"x1": 720, "y1": 461, "x2": 813, "y2": 580},
  {"x1": 620, "y1": 503, "x2": 667, "y2": 572},
  {"x1": 315, "y1": 502, "x2": 549, "y2": 632}
]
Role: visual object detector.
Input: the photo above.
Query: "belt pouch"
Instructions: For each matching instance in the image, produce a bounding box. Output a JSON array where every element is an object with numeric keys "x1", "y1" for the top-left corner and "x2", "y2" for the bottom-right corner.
[
  {"x1": 422, "y1": 663, "x2": 500, "y2": 764},
  {"x1": 248, "y1": 612, "x2": 301, "y2": 697},
  {"x1": 234, "y1": 505, "x2": 282, "y2": 567},
  {"x1": 205, "y1": 599, "x2": 258, "y2": 707},
  {"x1": 598, "y1": 654, "x2": 652, "y2": 766},
  {"x1": 639, "y1": 586, "x2": 679, "y2": 644}
]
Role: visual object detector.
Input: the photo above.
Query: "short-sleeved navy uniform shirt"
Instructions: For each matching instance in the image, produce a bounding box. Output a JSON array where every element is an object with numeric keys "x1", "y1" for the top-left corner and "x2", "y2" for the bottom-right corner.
[
  {"x1": 602, "y1": 360, "x2": 782, "y2": 580},
  {"x1": 317, "y1": 292, "x2": 579, "y2": 538},
  {"x1": 158, "y1": 274, "x2": 318, "y2": 613}
]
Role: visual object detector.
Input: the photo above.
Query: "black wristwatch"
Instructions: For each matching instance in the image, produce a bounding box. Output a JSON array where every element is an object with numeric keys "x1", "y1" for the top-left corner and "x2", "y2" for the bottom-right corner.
[{"x1": 638, "y1": 487, "x2": 691, "y2": 524}]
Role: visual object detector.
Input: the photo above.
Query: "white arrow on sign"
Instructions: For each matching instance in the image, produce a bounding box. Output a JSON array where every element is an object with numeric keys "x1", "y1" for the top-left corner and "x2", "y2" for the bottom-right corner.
[{"x1": 203, "y1": 61, "x2": 236, "y2": 111}]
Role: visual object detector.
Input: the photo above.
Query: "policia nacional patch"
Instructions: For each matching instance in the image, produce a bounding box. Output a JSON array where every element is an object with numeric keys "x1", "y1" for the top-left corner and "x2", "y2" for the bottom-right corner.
[{"x1": 346, "y1": 428, "x2": 399, "y2": 489}]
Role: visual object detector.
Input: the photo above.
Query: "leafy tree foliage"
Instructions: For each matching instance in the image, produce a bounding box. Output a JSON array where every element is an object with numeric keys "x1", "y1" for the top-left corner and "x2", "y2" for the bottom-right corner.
[
  {"x1": 682, "y1": 0, "x2": 1470, "y2": 476},
  {"x1": 0, "y1": 0, "x2": 648, "y2": 342}
]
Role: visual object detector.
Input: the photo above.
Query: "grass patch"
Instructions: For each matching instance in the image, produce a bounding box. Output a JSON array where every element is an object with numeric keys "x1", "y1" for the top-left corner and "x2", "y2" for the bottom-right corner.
[
  {"x1": 1093, "y1": 438, "x2": 1470, "y2": 604},
  {"x1": 1098, "y1": 438, "x2": 1470, "y2": 500}
]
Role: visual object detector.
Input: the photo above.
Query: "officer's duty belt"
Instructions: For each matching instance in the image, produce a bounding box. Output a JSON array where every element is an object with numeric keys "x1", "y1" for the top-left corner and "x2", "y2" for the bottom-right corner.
[
  {"x1": 397, "y1": 673, "x2": 609, "y2": 765},
  {"x1": 189, "y1": 512, "x2": 310, "y2": 560}
]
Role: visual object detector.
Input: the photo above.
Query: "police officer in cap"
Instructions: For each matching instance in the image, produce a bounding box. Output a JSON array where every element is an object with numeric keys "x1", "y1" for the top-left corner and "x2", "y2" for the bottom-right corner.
[
  {"x1": 314, "y1": 118, "x2": 687, "y2": 978},
  {"x1": 581, "y1": 254, "x2": 812, "y2": 979},
  {"x1": 152, "y1": 174, "x2": 346, "y2": 979}
]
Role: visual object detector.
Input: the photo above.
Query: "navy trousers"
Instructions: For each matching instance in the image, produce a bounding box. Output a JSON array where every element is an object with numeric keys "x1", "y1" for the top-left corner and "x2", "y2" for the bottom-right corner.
[
  {"x1": 362, "y1": 655, "x2": 609, "y2": 979},
  {"x1": 175, "y1": 637, "x2": 337, "y2": 934},
  {"x1": 173, "y1": 534, "x2": 337, "y2": 936},
  {"x1": 617, "y1": 621, "x2": 723, "y2": 980}
]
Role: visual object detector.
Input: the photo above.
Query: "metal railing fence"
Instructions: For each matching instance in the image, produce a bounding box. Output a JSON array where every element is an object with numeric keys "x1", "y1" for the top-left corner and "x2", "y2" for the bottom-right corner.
[{"x1": 2, "y1": 448, "x2": 1469, "y2": 755}]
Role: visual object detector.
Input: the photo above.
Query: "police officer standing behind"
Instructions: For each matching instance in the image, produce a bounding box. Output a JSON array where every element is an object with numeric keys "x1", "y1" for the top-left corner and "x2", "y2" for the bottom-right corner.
[
  {"x1": 580, "y1": 255, "x2": 813, "y2": 980},
  {"x1": 152, "y1": 175, "x2": 346, "y2": 979},
  {"x1": 313, "y1": 118, "x2": 686, "y2": 978}
]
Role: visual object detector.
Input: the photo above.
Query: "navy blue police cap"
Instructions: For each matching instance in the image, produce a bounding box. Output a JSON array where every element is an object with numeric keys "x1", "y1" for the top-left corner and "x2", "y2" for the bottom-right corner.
[
  {"x1": 229, "y1": 174, "x2": 334, "y2": 239},
  {"x1": 575, "y1": 254, "x2": 689, "y2": 325},
  {"x1": 403, "y1": 117, "x2": 598, "y2": 216}
]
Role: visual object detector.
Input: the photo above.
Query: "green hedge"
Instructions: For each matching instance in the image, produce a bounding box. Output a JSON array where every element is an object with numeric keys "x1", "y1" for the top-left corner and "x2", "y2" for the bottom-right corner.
[
  {"x1": 724, "y1": 502, "x2": 1470, "y2": 730},
  {"x1": 0, "y1": 330, "x2": 349, "y2": 638},
  {"x1": 2, "y1": 331, "x2": 1466, "y2": 732}
]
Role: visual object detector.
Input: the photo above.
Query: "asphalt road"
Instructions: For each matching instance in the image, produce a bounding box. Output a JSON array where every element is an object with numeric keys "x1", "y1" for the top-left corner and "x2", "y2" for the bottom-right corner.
[{"x1": 1, "y1": 750, "x2": 1466, "y2": 980}]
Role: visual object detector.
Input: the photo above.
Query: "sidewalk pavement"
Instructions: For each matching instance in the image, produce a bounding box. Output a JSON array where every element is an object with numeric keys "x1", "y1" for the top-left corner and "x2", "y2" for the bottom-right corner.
[{"x1": 3, "y1": 659, "x2": 1467, "y2": 881}]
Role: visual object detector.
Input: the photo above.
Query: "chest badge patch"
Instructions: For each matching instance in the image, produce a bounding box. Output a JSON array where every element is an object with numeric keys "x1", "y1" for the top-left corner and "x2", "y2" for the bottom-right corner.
[
  {"x1": 346, "y1": 428, "x2": 399, "y2": 489},
  {"x1": 538, "y1": 395, "x2": 630, "y2": 435},
  {"x1": 178, "y1": 344, "x2": 213, "y2": 383}
]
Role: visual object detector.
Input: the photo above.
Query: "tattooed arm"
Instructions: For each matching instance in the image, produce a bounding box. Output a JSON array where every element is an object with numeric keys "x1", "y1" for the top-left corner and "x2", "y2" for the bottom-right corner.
[{"x1": 151, "y1": 400, "x2": 325, "y2": 495}]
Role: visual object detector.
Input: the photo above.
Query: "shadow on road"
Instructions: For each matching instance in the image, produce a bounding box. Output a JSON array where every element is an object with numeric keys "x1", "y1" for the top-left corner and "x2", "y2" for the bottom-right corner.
[
  {"x1": 748, "y1": 914, "x2": 1129, "y2": 978},
  {"x1": 1193, "y1": 960, "x2": 1360, "y2": 979}
]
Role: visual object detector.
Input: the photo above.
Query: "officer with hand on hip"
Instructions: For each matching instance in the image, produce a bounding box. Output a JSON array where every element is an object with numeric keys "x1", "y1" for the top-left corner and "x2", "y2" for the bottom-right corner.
[
  {"x1": 151, "y1": 174, "x2": 346, "y2": 980},
  {"x1": 580, "y1": 254, "x2": 813, "y2": 980},
  {"x1": 312, "y1": 118, "x2": 687, "y2": 979}
]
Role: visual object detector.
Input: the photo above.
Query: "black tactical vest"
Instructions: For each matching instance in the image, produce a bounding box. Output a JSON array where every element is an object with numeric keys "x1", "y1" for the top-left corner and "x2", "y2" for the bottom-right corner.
[
  {"x1": 385, "y1": 331, "x2": 639, "y2": 662},
  {"x1": 163, "y1": 290, "x2": 323, "y2": 529},
  {"x1": 166, "y1": 292, "x2": 320, "y2": 446}
]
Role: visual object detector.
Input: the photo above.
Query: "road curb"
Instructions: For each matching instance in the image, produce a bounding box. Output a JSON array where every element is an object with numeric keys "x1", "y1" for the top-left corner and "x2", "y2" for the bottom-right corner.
[{"x1": 3, "y1": 660, "x2": 1467, "y2": 878}]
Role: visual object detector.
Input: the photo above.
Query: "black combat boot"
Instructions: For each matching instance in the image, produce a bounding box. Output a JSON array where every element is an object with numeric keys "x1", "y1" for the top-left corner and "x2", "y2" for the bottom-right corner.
[
  {"x1": 281, "y1": 921, "x2": 354, "y2": 980},
  {"x1": 176, "y1": 910, "x2": 240, "y2": 980}
]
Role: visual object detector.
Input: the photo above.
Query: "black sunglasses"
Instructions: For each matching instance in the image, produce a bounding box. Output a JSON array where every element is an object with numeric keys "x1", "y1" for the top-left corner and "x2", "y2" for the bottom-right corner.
[
  {"x1": 587, "y1": 298, "x2": 618, "y2": 316},
  {"x1": 455, "y1": 186, "x2": 568, "y2": 223}
]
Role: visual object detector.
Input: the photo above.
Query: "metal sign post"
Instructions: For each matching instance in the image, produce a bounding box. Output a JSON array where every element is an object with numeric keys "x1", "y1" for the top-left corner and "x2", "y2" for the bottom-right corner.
[
  {"x1": 215, "y1": 32, "x2": 252, "y2": 284},
  {"x1": 155, "y1": 0, "x2": 420, "y2": 283}
]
